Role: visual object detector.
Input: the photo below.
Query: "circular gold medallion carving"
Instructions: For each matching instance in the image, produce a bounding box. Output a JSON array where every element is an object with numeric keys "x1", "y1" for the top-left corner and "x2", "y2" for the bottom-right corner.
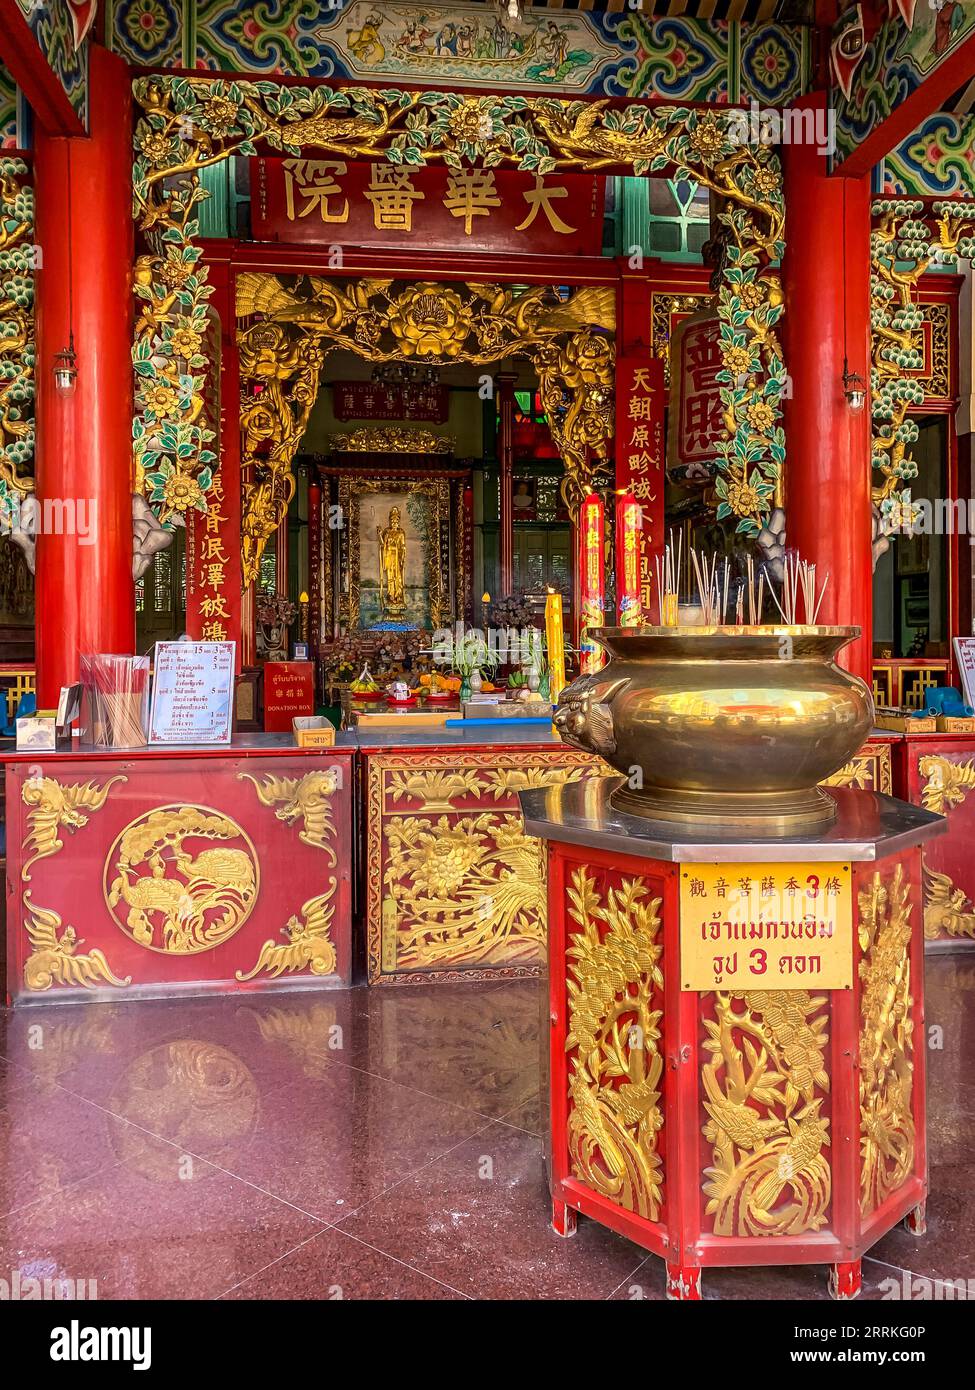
[{"x1": 103, "y1": 803, "x2": 259, "y2": 954}]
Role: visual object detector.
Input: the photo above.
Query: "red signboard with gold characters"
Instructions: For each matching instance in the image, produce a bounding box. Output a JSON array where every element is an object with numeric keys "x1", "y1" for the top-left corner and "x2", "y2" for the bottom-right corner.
[
  {"x1": 4, "y1": 749, "x2": 355, "y2": 1004},
  {"x1": 251, "y1": 158, "x2": 603, "y2": 255}
]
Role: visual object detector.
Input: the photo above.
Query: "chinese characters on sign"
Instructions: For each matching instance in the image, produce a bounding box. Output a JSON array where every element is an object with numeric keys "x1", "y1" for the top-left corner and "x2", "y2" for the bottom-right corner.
[
  {"x1": 679, "y1": 861, "x2": 853, "y2": 991},
  {"x1": 578, "y1": 493, "x2": 605, "y2": 675},
  {"x1": 616, "y1": 357, "x2": 664, "y2": 620},
  {"x1": 149, "y1": 641, "x2": 236, "y2": 745},
  {"x1": 667, "y1": 308, "x2": 724, "y2": 483},
  {"x1": 186, "y1": 466, "x2": 243, "y2": 664},
  {"x1": 332, "y1": 380, "x2": 449, "y2": 424},
  {"x1": 252, "y1": 159, "x2": 603, "y2": 255}
]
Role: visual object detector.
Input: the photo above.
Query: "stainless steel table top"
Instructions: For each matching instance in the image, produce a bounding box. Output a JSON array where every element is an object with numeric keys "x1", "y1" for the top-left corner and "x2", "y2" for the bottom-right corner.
[{"x1": 519, "y1": 779, "x2": 947, "y2": 863}]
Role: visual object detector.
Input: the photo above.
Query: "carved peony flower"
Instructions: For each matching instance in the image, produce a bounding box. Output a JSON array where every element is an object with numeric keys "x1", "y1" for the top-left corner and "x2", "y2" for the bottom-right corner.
[
  {"x1": 169, "y1": 325, "x2": 203, "y2": 358},
  {"x1": 142, "y1": 380, "x2": 180, "y2": 417},
  {"x1": 139, "y1": 130, "x2": 175, "y2": 165},
  {"x1": 745, "y1": 399, "x2": 776, "y2": 434},
  {"x1": 725, "y1": 478, "x2": 763, "y2": 516},
  {"x1": 750, "y1": 163, "x2": 781, "y2": 198},
  {"x1": 448, "y1": 99, "x2": 497, "y2": 147},
  {"x1": 163, "y1": 471, "x2": 204, "y2": 513},
  {"x1": 688, "y1": 112, "x2": 726, "y2": 162},
  {"x1": 740, "y1": 280, "x2": 767, "y2": 309},
  {"x1": 158, "y1": 256, "x2": 193, "y2": 289},
  {"x1": 201, "y1": 96, "x2": 240, "y2": 137},
  {"x1": 387, "y1": 283, "x2": 472, "y2": 358},
  {"x1": 722, "y1": 345, "x2": 752, "y2": 374}
]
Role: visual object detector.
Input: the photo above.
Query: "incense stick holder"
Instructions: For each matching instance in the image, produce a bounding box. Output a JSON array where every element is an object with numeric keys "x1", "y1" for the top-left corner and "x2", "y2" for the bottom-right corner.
[{"x1": 553, "y1": 625, "x2": 873, "y2": 835}]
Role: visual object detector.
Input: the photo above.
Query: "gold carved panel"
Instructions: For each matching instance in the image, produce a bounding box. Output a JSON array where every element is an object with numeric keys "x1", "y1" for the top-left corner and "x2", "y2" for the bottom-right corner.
[{"x1": 365, "y1": 748, "x2": 613, "y2": 984}]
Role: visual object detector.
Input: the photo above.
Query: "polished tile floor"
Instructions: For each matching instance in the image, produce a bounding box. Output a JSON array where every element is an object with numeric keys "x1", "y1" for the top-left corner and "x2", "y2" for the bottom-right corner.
[{"x1": 1, "y1": 955, "x2": 973, "y2": 1300}]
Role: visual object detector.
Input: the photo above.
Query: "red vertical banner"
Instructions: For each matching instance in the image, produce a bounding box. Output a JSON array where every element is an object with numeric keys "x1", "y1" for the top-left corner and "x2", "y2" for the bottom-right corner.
[
  {"x1": 616, "y1": 356, "x2": 665, "y2": 624},
  {"x1": 615, "y1": 492, "x2": 642, "y2": 626},
  {"x1": 185, "y1": 261, "x2": 242, "y2": 672},
  {"x1": 579, "y1": 494, "x2": 605, "y2": 675}
]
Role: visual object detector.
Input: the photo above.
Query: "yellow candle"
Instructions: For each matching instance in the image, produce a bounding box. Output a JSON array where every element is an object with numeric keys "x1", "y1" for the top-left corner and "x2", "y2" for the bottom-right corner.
[{"x1": 545, "y1": 589, "x2": 566, "y2": 705}]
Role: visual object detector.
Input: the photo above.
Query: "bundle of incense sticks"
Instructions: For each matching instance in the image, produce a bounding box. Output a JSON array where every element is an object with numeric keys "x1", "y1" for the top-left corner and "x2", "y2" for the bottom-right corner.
[
  {"x1": 766, "y1": 552, "x2": 830, "y2": 625},
  {"x1": 682, "y1": 546, "x2": 829, "y2": 627},
  {"x1": 81, "y1": 654, "x2": 150, "y2": 748},
  {"x1": 655, "y1": 530, "x2": 682, "y2": 625}
]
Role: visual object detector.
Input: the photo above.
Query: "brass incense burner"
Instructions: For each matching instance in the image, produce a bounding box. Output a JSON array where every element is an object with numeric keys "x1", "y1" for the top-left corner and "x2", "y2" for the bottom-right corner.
[{"x1": 554, "y1": 626, "x2": 873, "y2": 835}]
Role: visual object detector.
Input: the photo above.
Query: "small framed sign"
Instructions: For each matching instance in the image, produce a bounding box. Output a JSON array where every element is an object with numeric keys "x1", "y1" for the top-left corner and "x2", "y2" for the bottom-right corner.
[
  {"x1": 679, "y1": 861, "x2": 853, "y2": 992},
  {"x1": 149, "y1": 640, "x2": 236, "y2": 745},
  {"x1": 953, "y1": 636, "x2": 975, "y2": 707}
]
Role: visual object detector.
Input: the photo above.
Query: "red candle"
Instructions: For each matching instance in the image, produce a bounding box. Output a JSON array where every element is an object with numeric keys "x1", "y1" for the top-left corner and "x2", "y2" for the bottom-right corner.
[
  {"x1": 579, "y1": 493, "x2": 605, "y2": 674},
  {"x1": 615, "y1": 490, "x2": 642, "y2": 627}
]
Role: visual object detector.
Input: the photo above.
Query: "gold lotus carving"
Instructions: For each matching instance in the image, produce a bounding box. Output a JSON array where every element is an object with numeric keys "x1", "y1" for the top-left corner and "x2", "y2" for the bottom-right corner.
[
  {"x1": 858, "y1": 864, "x2": 916, "y2": 1215},
  {"x1": 565, "y1": 867, "x2": 665, "y2": 1220},
  {"x1": 702, "y1": 990, "x2": 831, "y2": 1237}
]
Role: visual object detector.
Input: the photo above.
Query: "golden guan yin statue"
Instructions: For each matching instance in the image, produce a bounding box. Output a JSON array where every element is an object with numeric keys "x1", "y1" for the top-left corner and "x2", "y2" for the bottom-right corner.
[{"x1": 377, "y1": 506, "x2": 407, "y2": 620}]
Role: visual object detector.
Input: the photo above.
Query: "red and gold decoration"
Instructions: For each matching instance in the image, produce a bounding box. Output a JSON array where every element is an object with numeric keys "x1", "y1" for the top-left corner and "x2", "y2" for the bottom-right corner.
[
  {"x1": 364, "y1": 748, "x2": 614, "y2": 985},
  {"x1": 578, "y1": 493, "x2": 605, "y2": 675},
  {"x1": 616, "y1": 356, "x2": 664, "y2": 621},
  {"x1": 614, "y1": 490, "x2": 642, "y2": 627},
  {"x1": 544, "y1": 589, "x2": 566, "y2": 705},
  {"x1": 4, "y1": 751, "x2": 355, "y2": 1002},
  {"x1": 905, "y1": 740, "x2": 975, "y2": 946},
  {"x1": 251, "y1": 158, "x2": 603, "y2": 256}
]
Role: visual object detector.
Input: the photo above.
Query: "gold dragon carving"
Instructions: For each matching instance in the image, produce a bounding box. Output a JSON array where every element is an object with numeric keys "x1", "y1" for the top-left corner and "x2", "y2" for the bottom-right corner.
[
  {"x1": 235, "y1": 274, "x2": 616, "y2": 580},
  {"x1": 20, "y1": 775, "x2": 131, "y2": 994},
  {"x1": 918, "y1": 753, "x2": 975, "y2": 815},
  {"x1": 923, "y1": 867, "x2": 975, "y2": 940},
  {"x1": 702, "y1": 991, "x2": 831, "y2": 1238},
  {"x1": 858, "y1": 864, "x2": 916, "y2": 1215},
  {"x1": 564, "y1": 867, "x2": 665, "y2": 1221},
  {"x1": 236, "y1": 769, "x2": 341, "y2": 980},
  {"x1": 134, "y1": 77, "x2": 785, "y2": 564}
]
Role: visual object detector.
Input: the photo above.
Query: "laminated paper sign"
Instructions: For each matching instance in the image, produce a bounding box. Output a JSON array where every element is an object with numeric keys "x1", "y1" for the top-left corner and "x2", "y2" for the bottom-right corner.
[
  {"x1": 149, "y1": 641, "x2": 236, "y2": 745},
  {"x1": 679, "y1": 861, "x2": 853, "y2": 991}
]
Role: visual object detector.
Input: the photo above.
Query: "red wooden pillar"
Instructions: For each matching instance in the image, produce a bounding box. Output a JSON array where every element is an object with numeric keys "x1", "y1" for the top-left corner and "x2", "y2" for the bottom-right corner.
[
  {"x1": 34, "y1": 45, "x2": 134, "y2": 705},
  {"x1": 782, "y1": 94, "x2": 873, "y2": 685},
  {"x1": 497, "y1": 371, "x2": 518, "y2": 595}
]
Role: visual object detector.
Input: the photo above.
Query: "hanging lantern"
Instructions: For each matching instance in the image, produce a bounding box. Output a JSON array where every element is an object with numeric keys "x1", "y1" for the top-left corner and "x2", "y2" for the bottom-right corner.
[{"x1": 53, "y1": 336, "x2": 78, "y2": 395}]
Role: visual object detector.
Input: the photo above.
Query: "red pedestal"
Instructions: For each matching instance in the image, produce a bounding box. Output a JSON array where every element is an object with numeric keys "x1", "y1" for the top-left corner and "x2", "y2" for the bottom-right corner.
[
  {"x1": 532, "y1": 786, "x2": 936, "y2": 1299},
  {"x1": 782, "y1": 96, "x2": 873, "y2": 687},
  {"x1": 33, "y1": 46, "x2": 135, "y2": 706}
]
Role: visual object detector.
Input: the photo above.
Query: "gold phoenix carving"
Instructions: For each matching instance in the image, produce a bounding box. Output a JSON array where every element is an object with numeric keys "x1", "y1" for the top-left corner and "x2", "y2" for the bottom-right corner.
[
  {"x1": 104, "y1": 804, "x2": 259, "y2": 954},
  {"x1": 858, "y1": 864, "x2": 916, "y2": 1215},
  {"x1": 923, "y1": 867, "x2": 975, "y2": 940},
  {"x1": 133, "y1": 76, "x2": 786, "y2": 563},
  {"x1": 918, "y1": 753, "x2": 975, "y2": 814},
  {"x1": 236, "y1": 769, "x2": 341, "y2": 980},
  {"x1": 564, "y1": 867, "x2": 665, "y2": 1220},
  {"x1": 702, "y1": 991, "x2": 831, "y2": 1237},
  {"x1": 236, "y1": 274, "x2": 616, "y2": 580},
  {"x1": 20, "y1": 775, "x2": 131, "y2": 993}
]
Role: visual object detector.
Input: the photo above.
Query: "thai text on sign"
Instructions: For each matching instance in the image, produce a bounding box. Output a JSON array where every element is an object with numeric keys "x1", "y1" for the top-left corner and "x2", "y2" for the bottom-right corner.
[
  {"x1": 679, "y1": 861, "x2": 853, "y2": 991},
  {"x1": 149, "y1": 641, "x2": 236, "y2": 745},
  {"x1": 251, "y1": 159, "x2": 603, "y2": 255}
]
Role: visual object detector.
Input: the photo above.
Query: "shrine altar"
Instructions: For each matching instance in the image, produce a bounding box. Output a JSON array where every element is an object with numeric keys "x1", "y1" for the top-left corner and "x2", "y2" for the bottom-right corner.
[{"x1": 521, "y1": 778, "x2": 945, "y2": 1300}]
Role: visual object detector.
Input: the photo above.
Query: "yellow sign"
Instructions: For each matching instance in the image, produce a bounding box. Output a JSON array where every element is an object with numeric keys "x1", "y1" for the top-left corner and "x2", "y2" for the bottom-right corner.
[{"x1": 679, "y1": 861, "x2": 853, "y2": 992}]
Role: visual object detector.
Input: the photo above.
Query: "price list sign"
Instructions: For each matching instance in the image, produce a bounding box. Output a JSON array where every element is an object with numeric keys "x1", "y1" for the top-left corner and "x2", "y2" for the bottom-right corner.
[
  {"x1": 149, "y1": 641, "x2": 236, "y2": 745},
  {"x1": 679, "y1": 861, "x2": 853, "y2": 991}
]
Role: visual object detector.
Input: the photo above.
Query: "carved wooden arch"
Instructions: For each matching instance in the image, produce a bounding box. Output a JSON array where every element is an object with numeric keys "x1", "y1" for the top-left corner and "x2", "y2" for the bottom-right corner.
[
  {"x1": 234, "y1": 273, "x2": 615, "y2": 585},
  {"x1": 132, "y1": 76, "x2": 787, "y2": 573}
]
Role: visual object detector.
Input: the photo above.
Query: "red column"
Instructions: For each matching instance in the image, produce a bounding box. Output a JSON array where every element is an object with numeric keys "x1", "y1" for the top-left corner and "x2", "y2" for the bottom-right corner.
[
  {"x1": 782, "y1": 94, "x2": 873, "y2": 685},
  {"x1": 34, "y1": 45, "x2": 134, "y2": 705}
]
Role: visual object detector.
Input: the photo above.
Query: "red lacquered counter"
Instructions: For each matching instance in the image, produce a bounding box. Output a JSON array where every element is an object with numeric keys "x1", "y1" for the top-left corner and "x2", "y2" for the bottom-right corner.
[{"x1": 2, "y1": 735, "x2": 356, "y2": 1004}]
